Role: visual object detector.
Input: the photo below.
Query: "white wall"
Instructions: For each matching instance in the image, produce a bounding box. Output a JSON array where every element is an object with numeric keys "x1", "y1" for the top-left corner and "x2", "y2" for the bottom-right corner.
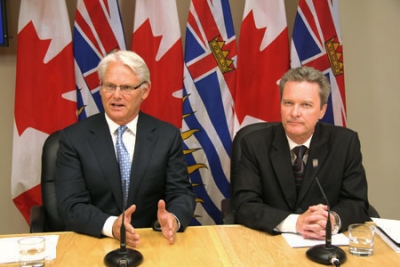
[{"x1": 0, "y1": 0, "x2": 399, "y2": 234}]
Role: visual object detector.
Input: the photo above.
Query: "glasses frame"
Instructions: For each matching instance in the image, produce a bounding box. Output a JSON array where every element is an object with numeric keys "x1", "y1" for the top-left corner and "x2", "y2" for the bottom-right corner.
[{"x1": 100, "y1": 81, "x2": 147, "y2": 94}]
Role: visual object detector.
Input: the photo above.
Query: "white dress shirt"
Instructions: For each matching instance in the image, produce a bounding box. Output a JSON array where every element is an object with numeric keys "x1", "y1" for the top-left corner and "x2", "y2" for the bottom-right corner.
[
  {"x1": 275, "y1": 135, "x2": 311, "y2": 233},
  {"x1": 101, "y1": 114, "x2": 138, "y2": 238}
]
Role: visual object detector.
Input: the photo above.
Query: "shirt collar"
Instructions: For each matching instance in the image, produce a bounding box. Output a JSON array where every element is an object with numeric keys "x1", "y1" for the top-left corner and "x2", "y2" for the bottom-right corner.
[
  {"x1": 286, "y1": 135, "x2": 312, "y2": 151},
  {"x1": 105, "y1": 113, "x2": 138, "y2": 136}
]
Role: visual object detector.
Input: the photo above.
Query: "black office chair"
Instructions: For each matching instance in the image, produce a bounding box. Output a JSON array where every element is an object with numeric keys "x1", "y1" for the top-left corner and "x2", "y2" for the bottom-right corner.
[
  {"x1": 221, "y1": 122, "x2": 380, "y2": 224},
  {"x1": 30, "y1": 130, "x2": 66, "y2": 232},
  {"x1": 222, "y1": 122, "x2": 278, "y2": 224},
  {"x1": 368, "y1": 205, "x2": 380, "y2": 218}
]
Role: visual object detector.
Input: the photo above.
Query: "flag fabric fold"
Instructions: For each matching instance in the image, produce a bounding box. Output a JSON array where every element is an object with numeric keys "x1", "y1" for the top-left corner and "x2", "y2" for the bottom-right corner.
[
  {"x1": 74, "y1": 0, "x2": 126, "y2": 120},
  {"x1": 291, "y1": 0, "x2": 346, "y2": 126},
  {"x1": 131, "y1": 0, "x2": 184, "y2": 128},
  {"x1": 234, "y1": 0, "x2": 289, "y2": 131},
  {"x1": 182, "y1": 0, "x2": 237, "y2": 225},
  {"x1": 12, "y1": 0, "x2": 77, "y2": 223}
]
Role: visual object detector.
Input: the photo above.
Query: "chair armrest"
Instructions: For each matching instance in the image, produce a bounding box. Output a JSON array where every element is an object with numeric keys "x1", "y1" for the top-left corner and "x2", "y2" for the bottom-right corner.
[
  {"x1": 30, "y1": 205, "x2": 45, "y2": 233},
  {"x1": 368, "y1": 204, "x2": 380, "y2": 218},
  {"x1": 221, "y1": 198, "x2": 235, "y2": 224}
]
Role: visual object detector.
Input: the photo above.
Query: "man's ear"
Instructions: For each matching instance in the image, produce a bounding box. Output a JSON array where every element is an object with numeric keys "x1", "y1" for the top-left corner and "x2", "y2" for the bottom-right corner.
[
  {"x1": 319, "y1": 103, "x2": 327, "y2": 119},
  {"x1": 141, "y1": 82, "x2": 151, "y2": 101}
]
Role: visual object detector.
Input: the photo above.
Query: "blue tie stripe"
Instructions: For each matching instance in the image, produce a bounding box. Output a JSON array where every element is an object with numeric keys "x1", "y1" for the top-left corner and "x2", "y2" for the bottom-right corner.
[{"x1": 116, "y1": 126, "x2": 130, "y2": 202}]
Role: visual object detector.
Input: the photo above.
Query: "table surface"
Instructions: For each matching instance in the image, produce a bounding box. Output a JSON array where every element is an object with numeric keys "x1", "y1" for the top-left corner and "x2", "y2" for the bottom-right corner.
[{"x1": 1, "y1": 225, "x2": 399, "y2": 266}]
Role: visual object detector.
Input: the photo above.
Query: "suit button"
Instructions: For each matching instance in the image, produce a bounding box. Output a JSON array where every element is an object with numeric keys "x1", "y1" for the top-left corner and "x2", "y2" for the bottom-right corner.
[{"x1": 296, "y1": 208, "x2": 303, "y2": 214}]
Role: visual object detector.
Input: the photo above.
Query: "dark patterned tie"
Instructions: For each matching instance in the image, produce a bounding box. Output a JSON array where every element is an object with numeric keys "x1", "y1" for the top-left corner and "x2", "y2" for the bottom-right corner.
[
  {"x1": 116, "y1": 126, "x2": 130, "y2": 201},
  {"x1": 293, "y1": 145, "x2": 307, "y2": 191}
]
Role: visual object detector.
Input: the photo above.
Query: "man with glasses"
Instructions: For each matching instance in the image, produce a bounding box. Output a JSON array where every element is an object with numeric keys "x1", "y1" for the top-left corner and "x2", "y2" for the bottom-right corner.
[{"x1": 56, "y1": 50, "x2": 195, "y2": 247}]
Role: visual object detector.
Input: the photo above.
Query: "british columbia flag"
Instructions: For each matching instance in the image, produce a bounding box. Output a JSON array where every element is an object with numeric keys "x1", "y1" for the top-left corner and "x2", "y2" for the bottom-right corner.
[
  {"x1": 291, "y1": 0, "x2": 346, "y2": 126},
  {"x1": 182, "y1": 0, "x2": 237, "y2": 225},
  {"x1": 73, "y1": 0, "x2": 126, "y2": 120}
]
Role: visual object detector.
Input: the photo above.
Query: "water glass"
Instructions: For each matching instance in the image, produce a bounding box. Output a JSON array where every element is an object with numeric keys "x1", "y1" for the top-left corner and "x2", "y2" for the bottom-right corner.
[
  {"x1": 18, "y1": 237, "x2": 46, "y2": 267},
  {"x1": 348, "y1": 223, "x2": 375, "y2": 256}
]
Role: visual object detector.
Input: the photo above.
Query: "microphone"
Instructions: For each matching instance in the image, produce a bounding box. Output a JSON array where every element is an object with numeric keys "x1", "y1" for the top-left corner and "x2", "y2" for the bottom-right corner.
[
  {"x1": 104, "y1": 181, "x2": 143, "y2": 267},
  {"x1": 306, "y1": 177, "x2": 346, "y2": 266}
]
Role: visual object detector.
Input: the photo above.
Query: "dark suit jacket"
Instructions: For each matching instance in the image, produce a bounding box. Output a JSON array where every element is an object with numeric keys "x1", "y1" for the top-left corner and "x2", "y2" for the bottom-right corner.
[
  {"x1": 232, "y1": 122, "x2": 370, "y2": 235},
  {"x1": 55, "y1": 112, "x2": 195, "y2": 237}
]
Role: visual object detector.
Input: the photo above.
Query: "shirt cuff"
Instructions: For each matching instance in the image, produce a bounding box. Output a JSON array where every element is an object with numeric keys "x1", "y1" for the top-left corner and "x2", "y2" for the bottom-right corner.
[
  {"x1": 102, "y1": 216, "x2": 118, "y2": 238},
  {"x1": 275, "y1": 214, "x2": 299, "y2": 233},
  {"x1": 174, "y1": 214, "x2": 181, "y2": 231},
  {"x1": 331, "y1": 211, "x2": 342, "y2": 234}
]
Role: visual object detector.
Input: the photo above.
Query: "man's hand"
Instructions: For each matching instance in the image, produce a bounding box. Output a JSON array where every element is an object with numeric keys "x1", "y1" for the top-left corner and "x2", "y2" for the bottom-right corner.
[
  {"x1": 157, "y1": 200, "x2": 178, "y2": 244},
  {"x1": 296, "y1": 204, "x2": 335, "y2": 240},
  {"x1": 112, "y1": 204, "x2": 140, "y2": 247}
]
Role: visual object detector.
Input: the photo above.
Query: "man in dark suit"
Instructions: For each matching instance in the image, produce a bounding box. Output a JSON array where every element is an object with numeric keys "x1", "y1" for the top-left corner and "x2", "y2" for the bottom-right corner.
[
  {"x1": 232, "y1": 66, "x2": 370, "y2": 240},
  {"x1": 56, "y1": 51, "x2": 195, "y2": 247}
]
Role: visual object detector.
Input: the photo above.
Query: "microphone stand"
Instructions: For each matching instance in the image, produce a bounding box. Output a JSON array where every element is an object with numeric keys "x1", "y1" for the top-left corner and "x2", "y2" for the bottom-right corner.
[
  {"x1": 306, "y1": 178, "x2": 346, "y2": 266},
  {"x1": 104, "y1": 182, "x2": 143, "y2": 267}
]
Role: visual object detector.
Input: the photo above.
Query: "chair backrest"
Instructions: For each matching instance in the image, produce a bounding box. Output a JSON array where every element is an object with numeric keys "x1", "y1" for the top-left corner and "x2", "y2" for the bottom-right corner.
[
  {"x1": 41, "y1": 130, "x2": 65, "y2": 231},
  {"x1": 221, "y1": 122, "x2": 278, "y2": 224},
  {"x1": 231, "y1": 122, "x2": 279, "y2": 189}
]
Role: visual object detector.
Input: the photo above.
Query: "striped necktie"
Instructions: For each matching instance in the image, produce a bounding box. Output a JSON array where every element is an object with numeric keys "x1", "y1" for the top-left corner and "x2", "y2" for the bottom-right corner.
[
  {"x1": 116, "y1": 125, "x2": 130, "y2": 201},
  {"x1": 293, "y1": 145, "x2": 307, "y2": 192}
]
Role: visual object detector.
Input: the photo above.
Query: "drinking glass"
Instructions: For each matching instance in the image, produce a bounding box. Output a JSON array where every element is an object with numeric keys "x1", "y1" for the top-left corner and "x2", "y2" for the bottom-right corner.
[
  {"x1": 348, "y1": 223, "x2": 375, "y2": 256},
  {"x1": 18, "y1": 237, "x2": 46, "y2": 267}
]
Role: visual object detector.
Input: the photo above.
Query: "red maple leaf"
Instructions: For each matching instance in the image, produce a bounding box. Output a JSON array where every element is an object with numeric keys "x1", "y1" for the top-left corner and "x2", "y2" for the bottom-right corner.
[
  {"x1": 15, "y1": 22, "x2": 77, "y2": 136},
  {"x1": 235, "y1": 11, "x2": 289, "y2": 124},
  {"x1": 132, "y1": 19, "x2": 183, "y2": 129}
]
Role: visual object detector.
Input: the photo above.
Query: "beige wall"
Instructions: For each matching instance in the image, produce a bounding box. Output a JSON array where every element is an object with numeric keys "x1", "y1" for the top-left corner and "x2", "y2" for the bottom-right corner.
[
  {"x1": 341, "y1": 0, "x2": 400, "y2": 221},
  {"x1": 0, "y1": 0, "x2": 399, "y2": 234}
]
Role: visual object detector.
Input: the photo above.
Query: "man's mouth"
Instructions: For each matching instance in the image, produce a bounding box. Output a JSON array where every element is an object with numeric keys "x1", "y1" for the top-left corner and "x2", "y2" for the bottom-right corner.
[{"x1": 111, "y1": 103, "x2": 124, "y2": 108}]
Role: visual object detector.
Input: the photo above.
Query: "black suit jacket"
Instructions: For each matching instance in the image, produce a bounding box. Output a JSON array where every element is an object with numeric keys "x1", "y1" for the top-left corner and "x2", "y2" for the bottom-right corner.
[
  {"x1": 55, "y1": 112, "x2": 195, "y2": 237},
  {"x1": 232, "y1": 122, "x2": 370, "y2": 235}
]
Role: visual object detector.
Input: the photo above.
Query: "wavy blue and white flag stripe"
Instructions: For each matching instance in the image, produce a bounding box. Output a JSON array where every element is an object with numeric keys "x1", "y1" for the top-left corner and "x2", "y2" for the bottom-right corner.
[
  {"x1": 73, "y1": 0, "x2": 126, "y2": 120},
  {"x1": 182, "y1": 0, "x2": 237, "y2": 225},
  {"x1": 291, "y1": 0, "x2": 346, "y2": 126}
]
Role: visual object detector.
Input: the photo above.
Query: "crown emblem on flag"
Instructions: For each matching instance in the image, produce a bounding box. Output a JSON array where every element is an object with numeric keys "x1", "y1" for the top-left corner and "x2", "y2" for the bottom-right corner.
[
  {"x1": 209, "y1": 36, "x2": 234, "y2": 73},
  {"x1": 325, "y1": 36, "x2": 344, "y2": 76}
]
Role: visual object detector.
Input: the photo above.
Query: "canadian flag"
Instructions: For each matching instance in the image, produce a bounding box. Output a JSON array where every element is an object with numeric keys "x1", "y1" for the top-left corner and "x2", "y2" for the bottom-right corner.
[
  {"x1": 131, "y1": 0, "x2": 183, "y2": 128},
  {"x1": 234, "y1": 0, "x2": 289, "y2": 131},
  {"x1": 12, "y1": 0, "x2": 77, "y2": 223}
]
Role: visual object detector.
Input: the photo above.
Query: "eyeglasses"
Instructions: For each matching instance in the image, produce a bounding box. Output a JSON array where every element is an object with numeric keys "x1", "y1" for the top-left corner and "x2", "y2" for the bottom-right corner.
[{"x1": 100, "y1": 81, "x2": 147, "y2": 94}]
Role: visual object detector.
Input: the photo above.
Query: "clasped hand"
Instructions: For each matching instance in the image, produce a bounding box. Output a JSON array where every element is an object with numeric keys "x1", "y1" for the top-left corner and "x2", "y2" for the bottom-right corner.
[
  {"x1": 296, "y1": 204, "x2": 335, "y2": 240},
  {"x1": 112, "y1": 199, "x2": 178, "y2": 247}
]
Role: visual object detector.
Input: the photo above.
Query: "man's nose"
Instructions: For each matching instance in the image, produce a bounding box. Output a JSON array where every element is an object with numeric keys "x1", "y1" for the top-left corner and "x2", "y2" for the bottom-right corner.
[{"x1": 291, "y1": 105, "x2": 300, "y2": 116}]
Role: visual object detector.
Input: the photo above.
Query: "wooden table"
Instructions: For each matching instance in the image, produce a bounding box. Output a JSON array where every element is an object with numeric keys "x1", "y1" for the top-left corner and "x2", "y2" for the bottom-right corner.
[
  {"x1": 216, "y1": 225, "x2": 400, "y2": 266},
  {"x1": 1, "y1": 225, "x2": 399, "y2": 266}
]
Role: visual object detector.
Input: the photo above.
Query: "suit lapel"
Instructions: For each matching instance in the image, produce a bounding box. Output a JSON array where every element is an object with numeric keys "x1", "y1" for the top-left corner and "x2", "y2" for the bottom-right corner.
[
  {"x1": 270, "y1": 125, "x2": 297, "y2": 210},
  {"x1": 128, "y1": 113, "x2": 158, "y2": 203},
  {"x1": 87, "y1": 114, "x2": 124, "y2": 210},
  {"x1": 297, "y1": 123, "x2": 329, "y2": 204}
]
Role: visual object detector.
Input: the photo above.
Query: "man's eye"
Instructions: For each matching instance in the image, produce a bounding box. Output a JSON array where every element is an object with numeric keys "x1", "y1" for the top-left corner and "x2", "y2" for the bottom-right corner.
[
  {"x1": 120, "y1": 85, "x2": 133, "y2": 91},
  {"x1": 283, "y1": 101, "x2": 292, "y2": 106}
]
